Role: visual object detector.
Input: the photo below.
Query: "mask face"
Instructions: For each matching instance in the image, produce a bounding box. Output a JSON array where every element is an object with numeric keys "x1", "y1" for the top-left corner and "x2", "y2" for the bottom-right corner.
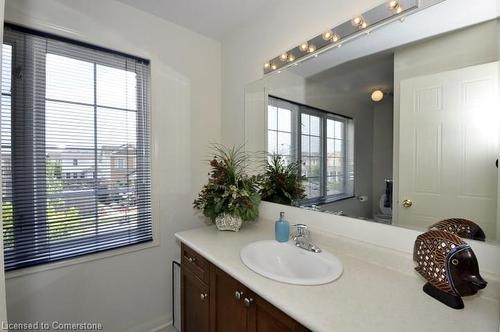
[{"x1": 448, "y1": 248, "x2": 487, "y2": 296}]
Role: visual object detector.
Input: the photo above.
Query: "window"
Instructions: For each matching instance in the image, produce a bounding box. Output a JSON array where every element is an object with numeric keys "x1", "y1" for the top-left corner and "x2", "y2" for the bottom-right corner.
[
  {"x1": 267, "y1": 96, "x2": 354, "y2": 204},
  {"x1": 116, "y1": 158, "x2": 126, "y2": 169},
  {"x1": 1, "y1": 25, "x2": 152, "y2": 271},
  {"x1": 267, "y1": 98, "x2": 298, "y2": 164}
]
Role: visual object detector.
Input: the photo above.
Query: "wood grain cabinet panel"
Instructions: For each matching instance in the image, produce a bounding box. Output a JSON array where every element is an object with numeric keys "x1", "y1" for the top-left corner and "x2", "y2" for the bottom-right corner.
[
  {"x1": 181, "y1": 266, "x2": 210, "y2": 332},
  {"x1": 247, "y1": 294, "x2": 305, "y2": 332},
  {"x1": 210, "y1": 265, "x2": 248, "y2": 332}
]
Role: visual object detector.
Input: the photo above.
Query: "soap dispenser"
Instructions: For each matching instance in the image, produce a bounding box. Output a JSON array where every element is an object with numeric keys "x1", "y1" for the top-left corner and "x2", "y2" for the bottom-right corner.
[{"x1": 275, "y1": 212, "x2": 289, "y2": 243}]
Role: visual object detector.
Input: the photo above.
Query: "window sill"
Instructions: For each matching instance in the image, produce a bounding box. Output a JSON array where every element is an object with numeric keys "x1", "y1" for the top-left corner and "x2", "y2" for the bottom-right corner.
[
  {"x1": 5, "y1": 237, "x2": 160, "y2": 279},
  {"x1": 300, "y1": 194, "x2": 355, "y2": 207}
]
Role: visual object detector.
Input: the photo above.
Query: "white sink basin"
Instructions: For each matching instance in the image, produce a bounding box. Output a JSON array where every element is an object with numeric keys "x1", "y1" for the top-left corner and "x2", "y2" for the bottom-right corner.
[{"x1": 240, "y1": 240, "x2": 343, "y2": 285}]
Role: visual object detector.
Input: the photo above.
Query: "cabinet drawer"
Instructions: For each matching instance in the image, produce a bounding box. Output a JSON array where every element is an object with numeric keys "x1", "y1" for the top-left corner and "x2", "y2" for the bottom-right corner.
[{"x1": 182, "y1": 243, "x2": 210, "y2": 283}]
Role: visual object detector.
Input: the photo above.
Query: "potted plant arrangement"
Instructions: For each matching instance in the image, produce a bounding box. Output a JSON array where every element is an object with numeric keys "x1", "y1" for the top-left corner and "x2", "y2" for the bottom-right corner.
[
  {"x1": 259, "y1": 154, "x2": 306, "y2": 206},
  {"x1": 193, "y1": 144, "x2": 260, "y2": 231}
]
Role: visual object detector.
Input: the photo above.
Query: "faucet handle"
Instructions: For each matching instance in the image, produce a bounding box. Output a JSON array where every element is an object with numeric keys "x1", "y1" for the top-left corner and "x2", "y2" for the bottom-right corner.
[{"x1": 292, "y1": 224, "x2": 309, "y2": 237}]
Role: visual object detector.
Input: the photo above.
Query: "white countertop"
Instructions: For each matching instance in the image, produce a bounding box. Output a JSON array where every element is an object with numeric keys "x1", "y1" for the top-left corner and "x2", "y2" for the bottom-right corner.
[{"x1": 175, "y1": 220, "x2": 500, "y2": 332}]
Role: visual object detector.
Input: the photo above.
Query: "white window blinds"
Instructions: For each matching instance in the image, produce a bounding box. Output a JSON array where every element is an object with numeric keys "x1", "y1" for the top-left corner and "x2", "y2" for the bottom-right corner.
[{"x1": 1, "y1": 24, "x2": 152, "y2": 271}]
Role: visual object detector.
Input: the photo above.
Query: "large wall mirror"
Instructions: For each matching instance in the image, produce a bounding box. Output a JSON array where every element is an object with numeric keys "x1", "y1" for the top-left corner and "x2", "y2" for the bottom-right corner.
[{"x1": 245, "y1": 7, "x2": 500, "y2": 245}]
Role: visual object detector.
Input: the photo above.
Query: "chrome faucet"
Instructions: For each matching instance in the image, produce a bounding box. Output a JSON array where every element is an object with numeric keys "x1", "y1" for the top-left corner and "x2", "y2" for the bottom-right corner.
[{"x1": 291, "y1": 224, "x2": 322, "y2": 253}]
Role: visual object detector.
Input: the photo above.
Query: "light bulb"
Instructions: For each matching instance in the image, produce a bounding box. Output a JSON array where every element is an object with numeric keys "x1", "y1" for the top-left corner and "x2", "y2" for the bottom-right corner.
[
  {"x1": 352, "y1": 16, "x2": 367, "y2": 29},
  {"x1": 389, "y1": 0, "x2": 399, "y2": 9},
  {"x1": 322, "y1": 30, "x2": 333, "y2": 41},
  {"x1": 352, "y1": 16, "x2": 362, "y2": 26},
  {"x1": 389, "y1": 0, "x2": 403, "y2": 14},
  {"x1": 280, "y1": 53, "x2": 288, "y2": 61},
  {"x1": 308, "y1": 44, "x2": 316, "y2": 53},
  {"x1": 288, "y1": 54, "x2": 295, "y2": 62},
  {"x1": 264, "y1": 62, "x2": 270, "y2": 69},
  {"x1": 371, "y1": 90, "x2": 384, "y2": 102},
  {"x1": 331, "y1": 33, "x2": 340, "y2": 43},
  {"x1": 271, "y1": 64, "x2": 277, "y2": 70},
  {"x1": 299, "y1": 43, "x2": 309, "y2": 52}
]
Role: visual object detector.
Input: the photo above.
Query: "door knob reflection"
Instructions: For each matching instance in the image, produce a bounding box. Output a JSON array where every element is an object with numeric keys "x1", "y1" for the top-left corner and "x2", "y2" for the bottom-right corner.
[{"x1": 402, "y1": 199, "x2": 413, "y2": 208}]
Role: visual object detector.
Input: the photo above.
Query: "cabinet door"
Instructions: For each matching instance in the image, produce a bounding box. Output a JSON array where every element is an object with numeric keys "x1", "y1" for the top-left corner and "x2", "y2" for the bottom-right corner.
[
  {"x1": 182, "y1": 266, "x2": 210, "y2": 332},
  {"x1": 247, "y1": 293, "x2": 309, "y2": 332},
  {"x1": 210, "y1": 265, "x2": 248, "y2": 332}
]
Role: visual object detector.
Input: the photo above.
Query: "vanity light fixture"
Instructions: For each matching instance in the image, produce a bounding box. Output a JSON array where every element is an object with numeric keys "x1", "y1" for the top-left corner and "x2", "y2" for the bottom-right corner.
[{"x1": 264, "y1": 0, "x2": 421, "y2": 74}]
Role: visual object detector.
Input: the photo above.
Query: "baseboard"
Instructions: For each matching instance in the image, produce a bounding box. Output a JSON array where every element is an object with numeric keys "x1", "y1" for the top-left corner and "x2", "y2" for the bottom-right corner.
[
  {"x1": 147, "y1": 320, "x2": 173, "y2": 332},
  {"x1": 123, "y1": 313, "x2": 173, "y2": 332}
]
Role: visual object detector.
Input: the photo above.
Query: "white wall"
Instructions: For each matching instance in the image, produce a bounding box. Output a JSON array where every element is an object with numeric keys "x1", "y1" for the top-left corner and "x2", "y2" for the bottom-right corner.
[
  {"x1": 371, "y1": 97, "x2": 394, "y2": 217},
  {"x1": 3, "y1": 0, "x2": 221, "y2": 331}
]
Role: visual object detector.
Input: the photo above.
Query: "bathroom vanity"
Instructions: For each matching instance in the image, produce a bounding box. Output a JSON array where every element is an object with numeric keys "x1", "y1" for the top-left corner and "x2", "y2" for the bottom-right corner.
[
  {"x1": 176, "y1": 216, "x2": 500, "y2": 332},
  {"x1": 180, "y1": 243, "x2": 308, "y2": 332}
]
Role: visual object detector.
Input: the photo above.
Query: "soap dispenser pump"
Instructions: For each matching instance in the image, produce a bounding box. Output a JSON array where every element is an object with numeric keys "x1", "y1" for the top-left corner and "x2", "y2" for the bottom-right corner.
[{"x1": 275, "y1": 212, "x2": 289, "y2": 243}]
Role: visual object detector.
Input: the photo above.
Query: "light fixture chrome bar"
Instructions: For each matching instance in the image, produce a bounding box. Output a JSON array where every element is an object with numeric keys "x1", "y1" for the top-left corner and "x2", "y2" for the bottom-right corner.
[{"x1": 263, "y1": 0, "x2": 420, "y2": 74}]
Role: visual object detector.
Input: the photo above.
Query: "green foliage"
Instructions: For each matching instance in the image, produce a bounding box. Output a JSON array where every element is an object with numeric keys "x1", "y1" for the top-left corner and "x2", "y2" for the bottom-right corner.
[
  {"x1": 47, "y1": 199, "x2": 81, "y2": 240},
  {"x1": 47, "y1": 160, "x2": 63, "y2": 193},
  {"x1": 259, "y1": 154, "x2": 306, "y2": 206},
  {"x1": 193, "y1": 144, "x2": 261, "y2": 222},
  {"x1": 46, "y1": 159, "x2": 81, "y2": 239},
  {"x1": 2, "y1": 202, "x2": 13, "y2": 247}
]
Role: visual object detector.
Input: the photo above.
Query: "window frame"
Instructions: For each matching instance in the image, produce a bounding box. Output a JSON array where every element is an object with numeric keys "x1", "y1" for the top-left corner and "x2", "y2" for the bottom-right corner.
[
  {"x1": 2, "y1": 24, "x2": 155, "y2": 274},
  {"x1": 267, "y1": 95, "x2": 355, "y2": 205}
]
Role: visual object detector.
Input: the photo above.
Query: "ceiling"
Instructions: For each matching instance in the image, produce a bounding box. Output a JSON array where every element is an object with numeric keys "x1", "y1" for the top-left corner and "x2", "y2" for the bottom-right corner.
[
  {"x1": 115, "y1": 0, "x2": 281, "y2": 40},
  {"x1": 306, "y1": 51, "x2": 394, "y2": 109}
]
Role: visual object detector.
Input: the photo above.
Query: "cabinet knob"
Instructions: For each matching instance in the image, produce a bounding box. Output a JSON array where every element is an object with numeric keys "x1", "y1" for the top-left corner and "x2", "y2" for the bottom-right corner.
[
  {"x1": 234, "y1": 291, "x2": 244, "y2": 300},
  {"x1": 200, "y1": 293, "x2": 208, "y2": 301},
  {"x1": 187, "y1": 256, "x2": 196, "y2": 263},
  {"x1": 243, "y1": 297, "x2": 253, "y2": 307}
]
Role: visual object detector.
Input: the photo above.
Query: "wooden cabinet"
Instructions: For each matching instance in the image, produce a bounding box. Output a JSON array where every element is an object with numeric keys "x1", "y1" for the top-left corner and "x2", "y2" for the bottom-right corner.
[
  {"x1": 210, "y1": 265, "x2": 248, "y2": 332},
  {"x1": 181, "y1": 243, "x2": 309, "y2": 332},
  {"x1": 181, "y1": 265, "x2": 210, "y2": 332},
  {"x1": 247, "y1": 293, "x2": 309, "y2": 332}
]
